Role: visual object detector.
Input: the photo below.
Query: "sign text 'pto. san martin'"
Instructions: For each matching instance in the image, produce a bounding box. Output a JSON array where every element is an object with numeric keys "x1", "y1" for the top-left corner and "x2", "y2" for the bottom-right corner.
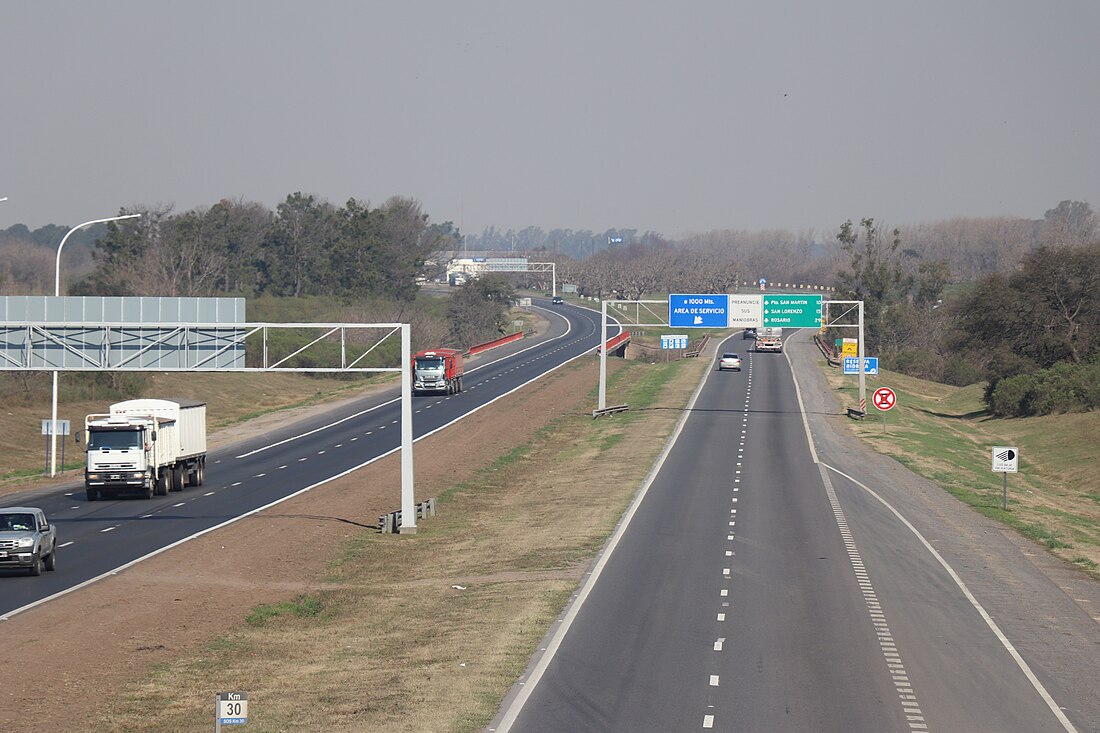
[{"x1": 762, "y1": 294, "x2": 823, "y2": 328}]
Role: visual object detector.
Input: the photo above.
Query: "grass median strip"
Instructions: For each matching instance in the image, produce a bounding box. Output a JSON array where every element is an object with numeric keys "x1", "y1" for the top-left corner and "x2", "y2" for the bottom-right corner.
[{"x1": 98, "y1": 355, "x2": 707, "y2": 732}]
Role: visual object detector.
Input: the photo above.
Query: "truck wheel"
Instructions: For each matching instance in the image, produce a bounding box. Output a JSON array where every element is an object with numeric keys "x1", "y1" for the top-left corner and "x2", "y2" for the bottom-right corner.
[
  {"x1": 30, "y1": 554, "x2": 43, "y2": 576},
  {"x1": 197, "y1": 458, "x2": 205, "y2": 486},
  {"x1": 171, "y1": 466, "x2": 184, "y2": 492},
  {"x1": 86, "y1": 488, "x2": 98, "y2": 501},
  {"x1": 153, "y1": 474, "x2": 168, "y2": 497},
  {"x1": 45, "y1": 549, "x2": 56, "y2": 571}
]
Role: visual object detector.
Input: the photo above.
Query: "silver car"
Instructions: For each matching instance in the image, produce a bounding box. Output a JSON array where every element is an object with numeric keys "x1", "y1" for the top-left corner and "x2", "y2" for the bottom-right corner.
[{"x1": 718, "y1": 353, "x2": 742, "y2": 371}]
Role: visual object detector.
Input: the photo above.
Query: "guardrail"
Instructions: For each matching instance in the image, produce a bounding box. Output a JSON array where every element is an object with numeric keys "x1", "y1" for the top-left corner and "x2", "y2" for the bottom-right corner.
[
  {"x1": 467, "y1": 330, "x2": 526, "y2": 356},
  {"x1": 379, "y1": 498, "x2": 436, "y2": 533},
  {"x1": 598, "y1": 330, "x2": 631, "y2": 355},
  {"x1": 592, "y1": 404, "x2": 630, "y2": 418}
]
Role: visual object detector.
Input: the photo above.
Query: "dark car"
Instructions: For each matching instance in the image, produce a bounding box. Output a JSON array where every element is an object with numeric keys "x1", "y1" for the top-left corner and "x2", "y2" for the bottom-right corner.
[
  {"x1": 743, "y1": 328, "x2": 757, "y2": 340},
  {"x1": 551, "y1": 296, "x2": 564, "y2": 305}
]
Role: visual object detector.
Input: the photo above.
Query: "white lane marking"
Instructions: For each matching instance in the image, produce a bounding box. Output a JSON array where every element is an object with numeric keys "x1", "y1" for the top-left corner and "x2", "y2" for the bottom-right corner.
[
  {"x1": 140, "y1": 514, "x2": 153, "y2": 519},
  {"x1": 255, "y1": 473, "x2": 266, "y2": 478},
  {"x1": 100, "y1": 526, "x2": 116, "y2": 533},
  {"x1": 297, "y1": 458, "x2": 307, "y2": 462},
  {"x1": 822, "y1": 463, "x2": 1079, "y2": 733},
  {"x1": 714, "y1": 637, "x2": 725, "y2": 651},
  {"x1": 173, "y1": 502, "x2": 185, "y2": 508},
  {"x1": 819, "y1": 466, "x2": 925, "y2": 731},
  {"x1": 317, "y1": 450, "x2": 326, "y2": 455},
  {"x1": 716, "y1": 613, "x2": 726, "y2": 621},
  {"x1": 203, "y1": 492, "x2": 215, "y2": 496},
  {"x1": 58, "y1": 541, "x2": 75, "y2": 548},
  {"x1": 709, "y1": 675, "x2": 720, "y2": 686},
  {"x1": 492, "y1": 332, "x2": 714, "y2": 731},
  {"x1": 785, "y1": 336, "x2": 1077, "y2": 733},
  {"x1": 277, "y1": 465, "x2": 287, "y2": 470},
  {"x1": 231, "y1": 481, "x2": 243, "y2": 486},
  {"x1": 703, "y1": 714, "x2": 715, "y2": 729}
]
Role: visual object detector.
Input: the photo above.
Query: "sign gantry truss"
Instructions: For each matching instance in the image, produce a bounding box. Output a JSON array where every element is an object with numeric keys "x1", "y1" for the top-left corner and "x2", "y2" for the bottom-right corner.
[
  {"x1": 0, "y1": 322, "x2": 405, "y2": 372},
  {"x1": 0, "y1": 321, "x2": 421, "y2": 533}
]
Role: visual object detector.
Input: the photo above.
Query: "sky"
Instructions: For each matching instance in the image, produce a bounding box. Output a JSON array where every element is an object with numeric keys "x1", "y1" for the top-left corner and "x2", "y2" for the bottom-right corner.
[{"x1": 2, "y1": 1, "x2": 1099, "y2": 240}]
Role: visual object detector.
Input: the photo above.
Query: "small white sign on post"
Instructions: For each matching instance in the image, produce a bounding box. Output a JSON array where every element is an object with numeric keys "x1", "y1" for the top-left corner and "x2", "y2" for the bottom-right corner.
[
  {"x1": 991, "y1": 446, "x2": 1019, "y2": 473},
  {"x1": 216, "y1": 692, "x2": 248, "y2": 730},
  {"x1": 992, "y1": 446, "x2": 1019, "y2": 511}
]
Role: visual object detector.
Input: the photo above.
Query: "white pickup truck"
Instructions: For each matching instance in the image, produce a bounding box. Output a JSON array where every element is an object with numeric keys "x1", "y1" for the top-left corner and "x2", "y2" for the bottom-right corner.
[{"x1": 0, "y1": 507, "x2": 58, "y2": 576}]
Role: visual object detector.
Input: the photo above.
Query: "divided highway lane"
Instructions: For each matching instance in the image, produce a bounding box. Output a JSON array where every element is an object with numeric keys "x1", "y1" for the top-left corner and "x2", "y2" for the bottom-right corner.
[
  {"x1": 498, "y1": 333, "x2": 1096, "y2": 732},
  {"x1": 1, "y1": 300, "x2": 612, "y2": 618},
  {"x1": 498, "y1": 337, "x2": 913, "y2": 732}
]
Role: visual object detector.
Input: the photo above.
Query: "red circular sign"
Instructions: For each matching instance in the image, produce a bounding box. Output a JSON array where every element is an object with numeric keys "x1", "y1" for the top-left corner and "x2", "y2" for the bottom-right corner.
[{"x1": 872, "y1": 387, "x2": 896, "y2": 411}]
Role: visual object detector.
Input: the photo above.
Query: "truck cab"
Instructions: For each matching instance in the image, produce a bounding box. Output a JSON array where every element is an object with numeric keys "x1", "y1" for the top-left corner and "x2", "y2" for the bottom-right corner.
[
  {"x1": 412, "y1": 349, "x2": 464, "y2": 395},
  {"x1": 0, "y1": 507, "x2": 57, "y2": 576}
]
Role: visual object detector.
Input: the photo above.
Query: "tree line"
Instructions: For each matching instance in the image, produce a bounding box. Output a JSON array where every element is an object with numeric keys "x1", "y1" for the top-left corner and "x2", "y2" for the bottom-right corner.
[{"x1": 830, "y1": 201, "x2": 1100, "y2": 415}]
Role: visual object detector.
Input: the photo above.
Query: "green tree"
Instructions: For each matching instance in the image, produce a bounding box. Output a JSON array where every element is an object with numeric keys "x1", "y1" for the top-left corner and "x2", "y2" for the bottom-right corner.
[
  {"x1": 834, "y1": 218, "x2": 912, "y2": 353},
  {"x1": 445, "y1": 275, "x2": 515, "y2": 347},
  {"x1": 259, "y1": 193, "x2": 336, "y2": 297}
]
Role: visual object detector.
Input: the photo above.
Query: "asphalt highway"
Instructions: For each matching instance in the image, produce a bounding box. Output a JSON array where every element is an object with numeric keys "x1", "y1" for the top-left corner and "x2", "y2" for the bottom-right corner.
[
  {"x1": 494, "y1": 333, "x2": 1100, "y2": 733},
  {"x1": 0, "y1": 299, "x2": 609, "y2": 618}
]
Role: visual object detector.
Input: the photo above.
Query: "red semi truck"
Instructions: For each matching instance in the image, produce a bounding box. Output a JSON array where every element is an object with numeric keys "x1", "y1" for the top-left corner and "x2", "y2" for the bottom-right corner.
[{"x1": 412, "y1": 349, "x2": 464, "y2": 395}]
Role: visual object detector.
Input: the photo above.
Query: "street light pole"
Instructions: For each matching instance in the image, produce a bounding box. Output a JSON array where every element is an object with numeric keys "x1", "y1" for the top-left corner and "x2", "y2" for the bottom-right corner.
[{"x1": 50, "y1": 213, "x2": 142, "y2": 476}]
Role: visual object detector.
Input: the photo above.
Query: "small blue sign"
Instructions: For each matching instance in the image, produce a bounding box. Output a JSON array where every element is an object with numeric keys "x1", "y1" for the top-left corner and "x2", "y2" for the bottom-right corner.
[
  {"x1": 843, "y1": 356, "x2": 879, "y2": 375},
  {"x1": 669, "y1": 294, "x2": 730, "y2": 328},
  {"x1": 660, "y1": 334, "x2": 689, "y2": 349}
]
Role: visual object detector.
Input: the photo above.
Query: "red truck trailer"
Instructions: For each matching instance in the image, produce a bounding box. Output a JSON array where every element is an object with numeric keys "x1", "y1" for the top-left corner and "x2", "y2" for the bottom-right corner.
[{"x1": 412, "y1": 349, "x2": 464, "y2": 395}]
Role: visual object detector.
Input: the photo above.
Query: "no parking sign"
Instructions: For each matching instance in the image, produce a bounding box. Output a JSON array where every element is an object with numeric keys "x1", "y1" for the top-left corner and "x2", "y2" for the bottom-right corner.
[{"x1": 872, "y1": 387, "x2": 896, "y2": 411}]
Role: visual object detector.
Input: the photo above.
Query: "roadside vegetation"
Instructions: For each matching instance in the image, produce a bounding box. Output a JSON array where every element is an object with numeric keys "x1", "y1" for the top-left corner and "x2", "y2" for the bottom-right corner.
[
  {"x1": 823, "y1": 364, "x2": 1100, "y2": 575},
  {"x1": 826, "y1": 202, "x2": 1100, "y2": 416}
]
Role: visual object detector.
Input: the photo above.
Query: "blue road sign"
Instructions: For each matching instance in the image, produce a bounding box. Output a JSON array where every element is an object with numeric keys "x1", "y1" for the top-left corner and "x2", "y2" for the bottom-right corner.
[
  {"x1": 843, "y1": 356, "x2": 879, "y2": 375},
  {"x1": 661, "y1": 334, "x2": 689, "y2": 349},
  {"x1": 669, "y1": 294, "x2": 730, "y2": 328}
]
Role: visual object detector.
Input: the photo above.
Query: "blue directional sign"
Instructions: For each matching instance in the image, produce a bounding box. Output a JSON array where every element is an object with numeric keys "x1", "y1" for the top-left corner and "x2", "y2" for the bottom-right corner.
[
  {"x1": 842, "y1": 356, "x2": 879, "y2": 375},
  {"x1": 669, "y1": 294, "x2": 730, "y2": 328}
]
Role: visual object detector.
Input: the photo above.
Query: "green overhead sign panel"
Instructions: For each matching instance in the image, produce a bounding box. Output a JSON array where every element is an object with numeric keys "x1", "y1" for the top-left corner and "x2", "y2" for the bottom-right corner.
[{"x1": 762, "y1": 294, "x2": 822, "y2": 328}]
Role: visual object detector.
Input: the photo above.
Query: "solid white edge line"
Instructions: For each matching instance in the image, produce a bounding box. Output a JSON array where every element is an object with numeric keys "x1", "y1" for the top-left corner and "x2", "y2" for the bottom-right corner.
[
  {"x1": 493, "y1": 331, "x2": 718, "y2": 732},
  {"x1": 820, "y1": 462, "x2": 1078, "y2": 733},
  {"x1": 784, "y1": 335, "x2": 1076, "y2": 733},
  {"x1": 784, "y1": 345, "x2": 819, "y2": 464},
  {"x1": 2, "y1": 305, "x2": 615, "y2": 624}
]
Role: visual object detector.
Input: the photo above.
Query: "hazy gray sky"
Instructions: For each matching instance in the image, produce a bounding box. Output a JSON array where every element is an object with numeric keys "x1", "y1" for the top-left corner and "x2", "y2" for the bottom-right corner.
[{"x1": 3, "y1": 1, "x2": 1098, "y2": 239}]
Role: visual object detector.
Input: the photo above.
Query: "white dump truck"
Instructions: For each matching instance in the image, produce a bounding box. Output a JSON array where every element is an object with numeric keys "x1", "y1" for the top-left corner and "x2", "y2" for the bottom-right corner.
[{"x1": 81, "y1": 399, "x2": 207, "y2": 501}]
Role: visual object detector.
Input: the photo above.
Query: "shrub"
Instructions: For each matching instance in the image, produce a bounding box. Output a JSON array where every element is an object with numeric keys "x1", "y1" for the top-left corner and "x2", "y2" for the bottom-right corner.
[{"x1": 989, "y1": 359, "x2": 1100, "y2": 416}]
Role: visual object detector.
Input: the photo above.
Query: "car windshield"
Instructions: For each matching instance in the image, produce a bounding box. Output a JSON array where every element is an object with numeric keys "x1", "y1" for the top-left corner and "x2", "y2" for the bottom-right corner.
[
  {"x1": 1, "y1": 513, "x2": 35, "y2": 532},
  {"x1": 87, "y1": 430, "x2": 143, "y2": 450}
]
